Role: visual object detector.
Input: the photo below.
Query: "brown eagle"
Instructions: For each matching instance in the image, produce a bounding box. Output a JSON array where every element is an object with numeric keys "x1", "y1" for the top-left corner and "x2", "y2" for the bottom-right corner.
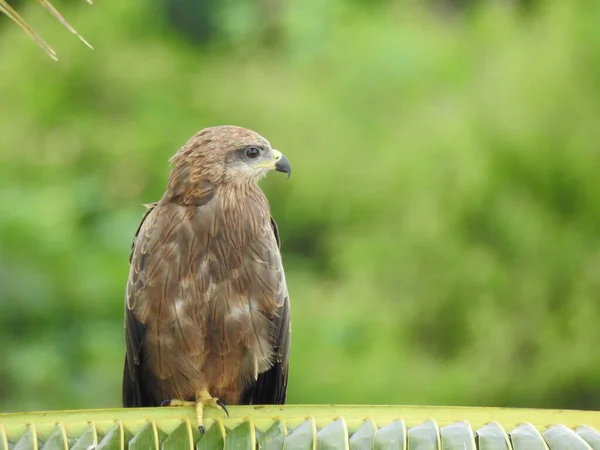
[{"x1": 122, "y1": 125, "x2": 292, "y2": 432}]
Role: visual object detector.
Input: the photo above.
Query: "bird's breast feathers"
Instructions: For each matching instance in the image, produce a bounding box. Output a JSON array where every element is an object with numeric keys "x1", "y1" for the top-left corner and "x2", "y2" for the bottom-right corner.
[{"x1": 126, "y1": 196, "x2": 287, "y2": 391}]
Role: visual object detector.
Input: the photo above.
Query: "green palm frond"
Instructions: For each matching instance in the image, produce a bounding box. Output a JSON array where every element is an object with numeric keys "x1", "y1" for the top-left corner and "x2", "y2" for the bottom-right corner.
[
  {"x1": 0, "y1": 0, "x2": 92, "y2": 61},
  {"x1": 2, "y1": 405, "x2": 600, "y2": 449}
]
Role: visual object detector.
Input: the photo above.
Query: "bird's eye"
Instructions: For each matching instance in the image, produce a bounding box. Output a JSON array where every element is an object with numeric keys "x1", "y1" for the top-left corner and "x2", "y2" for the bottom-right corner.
[{"x1": 245, "y1": 146, "x2": 261, "y2": 159}]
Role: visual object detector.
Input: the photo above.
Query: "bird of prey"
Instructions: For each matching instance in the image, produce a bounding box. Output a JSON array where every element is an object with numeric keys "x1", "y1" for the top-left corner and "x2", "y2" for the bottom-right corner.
[{"x1": 122, "y1": 125, "x2": 292, "y2": 432}]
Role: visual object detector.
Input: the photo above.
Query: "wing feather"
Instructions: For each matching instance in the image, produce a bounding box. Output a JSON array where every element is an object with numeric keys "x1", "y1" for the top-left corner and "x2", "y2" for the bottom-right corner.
[
  {"x1": 123, "y1": 202, "x2": 160, "y2": 407},
  {"x1": 240, "y1": 217, "x2": 291, "y2": 405}
]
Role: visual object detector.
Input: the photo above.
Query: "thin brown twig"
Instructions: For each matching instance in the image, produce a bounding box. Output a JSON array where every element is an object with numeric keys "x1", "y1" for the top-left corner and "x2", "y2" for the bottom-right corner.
[
  {"x1": 0, "y1": 0, "x2": 94, "y2": 60},
  {"x1": 0, "y1": 0, "x2": 57, "y2": 59},
  {"x1": 36, "y1": 0, "x2": 93, "y2": 49}
]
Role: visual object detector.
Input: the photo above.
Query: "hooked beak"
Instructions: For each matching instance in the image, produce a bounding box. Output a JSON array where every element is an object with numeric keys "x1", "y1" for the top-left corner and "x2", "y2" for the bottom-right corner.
[
  {"x1": 253, "y1": 149, "x2": 292, "y2": 179},
  {"x1": 273, "y1": 149, "x2": 292, "y2": 179}
]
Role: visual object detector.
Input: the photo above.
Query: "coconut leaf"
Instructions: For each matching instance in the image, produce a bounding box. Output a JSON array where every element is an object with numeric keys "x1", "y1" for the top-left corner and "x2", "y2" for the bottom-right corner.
[
  {"x1": 0, "y1": 0, "x2": 92, "y2": 60},
  {"x1": 2, "y1": 405, "x2": 600, "y2": 450}
]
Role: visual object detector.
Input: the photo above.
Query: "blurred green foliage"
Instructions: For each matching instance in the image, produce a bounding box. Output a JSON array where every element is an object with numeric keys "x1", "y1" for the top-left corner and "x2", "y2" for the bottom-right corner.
[{"x1": 1, "y1": 0, "x2": 600, "y2": 414}]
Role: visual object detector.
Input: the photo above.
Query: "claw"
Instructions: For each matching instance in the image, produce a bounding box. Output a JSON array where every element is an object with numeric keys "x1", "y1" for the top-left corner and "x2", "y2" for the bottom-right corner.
[
  {"x1": 215, "y1": 399, "x2": 229, "y2": 417},
  {"x1": 161, "y1": 390, "x2": 225, "y2": 432}
]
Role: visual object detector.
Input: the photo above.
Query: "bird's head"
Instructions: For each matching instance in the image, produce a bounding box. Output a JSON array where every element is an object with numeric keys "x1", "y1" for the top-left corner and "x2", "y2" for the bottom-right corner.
[{"x1": 168, "y1": 126, "x2": 291, "y2": 189}]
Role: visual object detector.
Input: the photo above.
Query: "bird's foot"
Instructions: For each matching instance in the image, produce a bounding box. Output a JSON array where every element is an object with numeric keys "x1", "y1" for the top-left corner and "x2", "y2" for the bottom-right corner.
[
  {"x1": 194, "y1": 389, "x2": 229, "y2": 434},
  {"x1": 160, "y1": 391, "x2": 228, "y2": 434}
]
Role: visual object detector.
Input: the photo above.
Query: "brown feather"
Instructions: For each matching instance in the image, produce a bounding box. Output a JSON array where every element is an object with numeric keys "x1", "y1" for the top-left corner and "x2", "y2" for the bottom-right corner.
[{"x1": 123, "y1": 126, "x2": 290, "y2": 407}]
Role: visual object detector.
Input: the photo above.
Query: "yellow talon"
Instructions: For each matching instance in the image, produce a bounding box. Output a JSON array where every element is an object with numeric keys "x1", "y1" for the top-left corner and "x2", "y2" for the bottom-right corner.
[
  {"x1": 195, "y1": 389, "x2": 229, "y2": 433},
  {"x1": 162, "y1": 390, "x2": 229, "y2": 433}
]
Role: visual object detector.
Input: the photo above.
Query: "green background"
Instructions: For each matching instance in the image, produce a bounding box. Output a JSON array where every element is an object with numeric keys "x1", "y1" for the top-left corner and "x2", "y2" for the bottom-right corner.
[{"x1": 1, "y1": 0, "x2": 600, "y2": 414}]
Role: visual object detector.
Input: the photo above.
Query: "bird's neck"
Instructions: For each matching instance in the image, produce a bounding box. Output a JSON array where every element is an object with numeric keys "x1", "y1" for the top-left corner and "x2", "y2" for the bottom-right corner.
[
  {"x1": 211, "y1": 183, "x2": 272, "y2": 244},
  {"x1": 217, "y1": 182, "x2": 269, "y2": 213}
]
